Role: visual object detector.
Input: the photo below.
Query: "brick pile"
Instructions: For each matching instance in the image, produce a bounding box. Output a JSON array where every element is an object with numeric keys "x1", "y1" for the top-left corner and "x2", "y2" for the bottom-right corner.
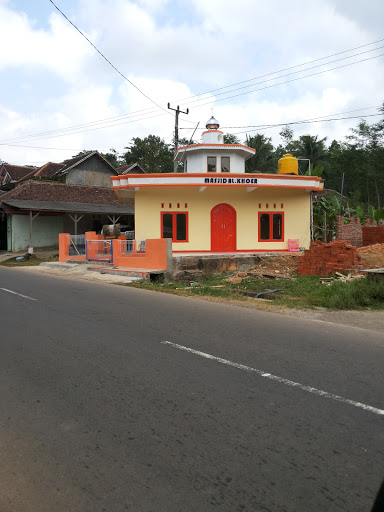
[
  {"x1": 362, "y1": 226, "x2": 384, "y2": 246},
  {"x1": 298, "y1": 241, "x2": 367, "y2": 276}
]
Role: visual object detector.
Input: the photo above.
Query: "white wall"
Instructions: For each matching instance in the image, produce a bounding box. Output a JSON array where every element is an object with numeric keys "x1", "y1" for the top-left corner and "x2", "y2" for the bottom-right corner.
[
  {"x1": 10, "y1": 214, "x2": 64, "y2": 252},
  {"x1": 186, "y1": 150, "x2": 246, "y2": 173}
]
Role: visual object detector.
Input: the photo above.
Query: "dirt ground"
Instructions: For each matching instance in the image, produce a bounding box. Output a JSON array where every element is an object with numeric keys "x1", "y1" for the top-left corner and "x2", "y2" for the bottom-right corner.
[{"x1": 358, "y1": 243, "x2": 384, "y2": 268}]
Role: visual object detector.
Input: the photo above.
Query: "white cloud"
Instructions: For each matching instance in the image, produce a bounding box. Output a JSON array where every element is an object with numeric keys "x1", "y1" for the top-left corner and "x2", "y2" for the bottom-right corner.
[{"x1": 0, "y1": 0, "x2": 383, "y2": 165}]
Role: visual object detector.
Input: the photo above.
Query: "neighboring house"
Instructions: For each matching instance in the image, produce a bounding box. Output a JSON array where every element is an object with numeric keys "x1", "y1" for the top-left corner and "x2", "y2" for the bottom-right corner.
[
  {"x1": 0, "y1": 181, "x2": 134, "y2": 252},
  {"x1": 118, "y1": 163, "x2": 146, "y2": 175},
  {"x1": 0, "y1": 164, "x2": 37, "y2": 190},
  {"x1": 0, "y1": 151, "x2": 134, "y2": 252},
  {"x1": 53, "y1": 151, "x2": 118, "y2": 187}
]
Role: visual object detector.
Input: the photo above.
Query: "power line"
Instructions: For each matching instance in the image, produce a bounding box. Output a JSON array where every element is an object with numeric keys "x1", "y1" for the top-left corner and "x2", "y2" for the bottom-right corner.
[
  {"x1": 2, "y1": 34, "x2": 384, "y2": 144},
  {"x1": 3, "y1": 111, "x2": 382, "y2": 152},
  {"x1": 180, "y1": 105, "x2": 383, "y2": 130},
  {"x1": 232, "y1": 113, "x2": 383, "y2": 136},
  {"x1": 48, "y1": 0, "x2": 171, "y2": 117},
  {"x1": 178, "y1": 52, "x2": 384, "y2": 111},
  {"x1": 176, "y1": 45, "x2": 384, "y2": 108},
  {"x1": 173, "y1": 38, "x2": 384, "y2": 104},
  {"x1": 0, "y1": 143, "x2": 87, "y2": 150}
]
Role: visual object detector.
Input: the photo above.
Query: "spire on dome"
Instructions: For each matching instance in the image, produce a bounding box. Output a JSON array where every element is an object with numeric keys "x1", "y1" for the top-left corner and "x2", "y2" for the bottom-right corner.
[{"x1": 206, "y1": 115, "x2": 220, "y2": 130}]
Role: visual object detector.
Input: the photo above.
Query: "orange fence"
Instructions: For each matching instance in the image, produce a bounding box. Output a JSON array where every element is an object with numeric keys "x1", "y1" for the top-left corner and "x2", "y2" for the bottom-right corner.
[
  {"x1": 59, "y1": 232, "x2": 170, "y2": 271},
  {"x1": 112, "y1": 238, "x2": 169, "y2": 270}
]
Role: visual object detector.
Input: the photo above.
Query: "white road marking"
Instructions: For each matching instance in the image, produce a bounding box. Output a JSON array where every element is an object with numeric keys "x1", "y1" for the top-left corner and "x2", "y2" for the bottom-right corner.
[
  {"x1": 0, "y1": 288, "x2": 38, "y2": 301},
  {"x1": 161, "y1": 341, "x2": 384, "y2": 417}
]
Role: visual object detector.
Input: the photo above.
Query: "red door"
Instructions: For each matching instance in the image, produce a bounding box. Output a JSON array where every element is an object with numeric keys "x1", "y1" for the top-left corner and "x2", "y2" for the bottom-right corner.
[{"x1": 211, "y1": 204, "x2": 236, "y2": 252}]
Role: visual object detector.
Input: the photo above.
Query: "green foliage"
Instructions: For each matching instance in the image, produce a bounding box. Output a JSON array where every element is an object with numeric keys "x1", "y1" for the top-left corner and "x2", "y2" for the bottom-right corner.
[
  {"x1": 123, "y1": 135, "x2": 173, "y2": 173},
  {"x1": 312, "y1": 193, "x2": 341, "y2": 241},
  {"x1": 290, "y1": 134, "x2": 328, "y2": 175},
  {"x1": 245, "y1": 133, "x2": 277, "y2": 173},
  {"x1": 305, "y1": 164, "x2": 324, "y2": 177},
  {"x1": 101, "y1": 149, "x2": 124, "y2": 168},
  {"x1": 128, "y1": 275, "x2": 384, "y2": 311},
  {"x1": 368, "y1": 205, "x2": 384, "y2": 225},
  {"x1": 224, "y1": 133, "x2": 241, "y2": 144}
]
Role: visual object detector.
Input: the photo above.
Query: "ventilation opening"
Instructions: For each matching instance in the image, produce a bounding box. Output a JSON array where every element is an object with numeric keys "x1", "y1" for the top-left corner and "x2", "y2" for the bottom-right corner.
[{"x1": 150, "y1": 272, "x2": 164, "y2": 283}]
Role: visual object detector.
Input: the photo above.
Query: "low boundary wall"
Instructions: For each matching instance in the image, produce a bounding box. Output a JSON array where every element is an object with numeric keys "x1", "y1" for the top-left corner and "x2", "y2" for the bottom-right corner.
[{"x1": 59, "y1": 232, "x2": 172, "y2": 272}]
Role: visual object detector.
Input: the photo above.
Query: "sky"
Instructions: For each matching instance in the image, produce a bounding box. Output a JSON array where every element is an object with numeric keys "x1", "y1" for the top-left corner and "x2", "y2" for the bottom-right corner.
[{"x1": 0, "y1": 0, "x2": 383, "y2": 166}]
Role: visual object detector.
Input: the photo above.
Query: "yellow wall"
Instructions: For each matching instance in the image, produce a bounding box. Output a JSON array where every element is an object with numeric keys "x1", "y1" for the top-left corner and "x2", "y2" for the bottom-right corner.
[{"x1": 134, "y1": 186, "x2": 311, "y2": 251}]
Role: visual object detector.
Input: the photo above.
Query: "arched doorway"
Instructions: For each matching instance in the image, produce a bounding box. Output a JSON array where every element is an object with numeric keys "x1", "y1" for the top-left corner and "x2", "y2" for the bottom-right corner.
[{"x1": 211, "y1": 203, "x2": 236, "y2": 252}]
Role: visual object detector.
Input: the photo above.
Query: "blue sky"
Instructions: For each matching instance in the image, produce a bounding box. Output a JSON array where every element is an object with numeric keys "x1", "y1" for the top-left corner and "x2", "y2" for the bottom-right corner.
[{"x1": 0, "y1": 0, "x2": 383, "y2": 165}]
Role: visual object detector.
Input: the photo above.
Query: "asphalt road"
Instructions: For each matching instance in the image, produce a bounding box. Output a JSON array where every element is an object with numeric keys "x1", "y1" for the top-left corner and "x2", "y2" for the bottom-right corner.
[{"x1": 0, "y1": 266, "x2": 383, "y2": 512}]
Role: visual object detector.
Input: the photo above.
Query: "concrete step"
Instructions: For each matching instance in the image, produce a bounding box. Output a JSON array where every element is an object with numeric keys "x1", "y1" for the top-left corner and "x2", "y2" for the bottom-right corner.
[{"x1": 87, "y1": 267, "x2": 166, "y2": 280}]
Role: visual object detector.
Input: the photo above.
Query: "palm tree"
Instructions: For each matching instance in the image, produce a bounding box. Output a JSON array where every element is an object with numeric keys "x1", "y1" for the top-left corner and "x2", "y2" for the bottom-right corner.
[
  {"x1": 245, "y1": 134, "x2": 277, "y2": 173},
  {"x1": 291, "y1": 135, "x2": 328, "y2": 175}
]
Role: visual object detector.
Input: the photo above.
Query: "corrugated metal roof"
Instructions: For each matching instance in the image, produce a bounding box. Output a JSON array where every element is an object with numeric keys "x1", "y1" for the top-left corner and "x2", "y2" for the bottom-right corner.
[{"x1": 2, "y1": 199, "x2": 134, "y2": 214}]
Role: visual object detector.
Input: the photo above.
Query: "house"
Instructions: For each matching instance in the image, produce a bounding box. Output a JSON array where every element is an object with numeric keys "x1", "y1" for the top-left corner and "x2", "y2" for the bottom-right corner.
[
  {"x1": 117, "y1": 163, "x2": 146, "y2": 175},
  {"x1": 0, "y1": 151, "x2": 134, "y2": 252},
  {"x1": 0, "y1": 164, "x2": 37, "y2": 190},
  {"x1": 111, "y1": 116, "x2": 323, "y2": 253},
  {"x1": 0, "y1": 181, "x2": 134, "y2": 252}
]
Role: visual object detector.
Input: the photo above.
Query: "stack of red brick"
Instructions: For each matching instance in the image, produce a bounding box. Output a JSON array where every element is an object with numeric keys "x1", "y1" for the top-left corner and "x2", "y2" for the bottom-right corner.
[
  {"x1": 362, "y1": 226, "x2": 384, "y2": 246},
  {"x1": 298, "y1": 241, "x2": 367, "y2": 276}
]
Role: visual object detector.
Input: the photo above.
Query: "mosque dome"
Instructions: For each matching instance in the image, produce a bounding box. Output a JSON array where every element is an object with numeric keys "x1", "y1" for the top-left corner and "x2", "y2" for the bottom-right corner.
[{"x1": 206, "y1": 116, "x2": 220, "y2": 130}]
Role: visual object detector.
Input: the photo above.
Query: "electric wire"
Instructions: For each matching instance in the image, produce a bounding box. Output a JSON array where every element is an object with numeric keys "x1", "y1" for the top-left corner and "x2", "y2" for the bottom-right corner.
[
  {"x1": 180, "y1": 105, "x2": 383, "y2": 130},
  {"x1": 1, "y1": 38, "x2": 383, "y2": 144},
  {"x1": 231, "y1": 113, "x2": 382, "y2": 136},
  {"x1": 176, "y1": 45, "x2": 384, "y2": 108},
  {"x1": 173, "y1": 38, "x2": 384, "y2": 103},
  {"x1": 2, "y1": 31, "x2": 384, "y2": 145},
  {"x1": 178, "y1": 52, "x2": 384, "y2": 111},
  {"x1": 48, "y1": 0, "x2": 171, "y2": 117}
]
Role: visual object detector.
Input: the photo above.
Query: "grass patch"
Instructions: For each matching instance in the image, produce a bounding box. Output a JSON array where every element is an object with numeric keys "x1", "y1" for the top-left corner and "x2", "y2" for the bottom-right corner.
[
  {"x1": 0, "y1": 254, "x2": 59, "y2": 267},
  {"x1": 127, "y1": 274, "x2": 384, "y2": 311}
]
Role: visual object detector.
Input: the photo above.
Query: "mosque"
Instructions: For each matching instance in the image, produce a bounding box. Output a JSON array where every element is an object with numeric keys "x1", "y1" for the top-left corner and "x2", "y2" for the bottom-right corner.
[{"x1": 112, "y1": 116, "x2": 323, "y2": 253}]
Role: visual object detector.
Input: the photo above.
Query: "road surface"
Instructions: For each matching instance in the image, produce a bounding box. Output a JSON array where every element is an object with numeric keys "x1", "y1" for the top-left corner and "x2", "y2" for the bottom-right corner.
[{"x1": 0, "y1": 266, "x2": 383, "y2": 512}]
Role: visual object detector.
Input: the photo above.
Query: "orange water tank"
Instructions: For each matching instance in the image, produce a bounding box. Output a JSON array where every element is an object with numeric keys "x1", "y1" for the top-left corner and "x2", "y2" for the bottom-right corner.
[{"x1": 278, "y1": 153, "x2": 298, "y2": 175}]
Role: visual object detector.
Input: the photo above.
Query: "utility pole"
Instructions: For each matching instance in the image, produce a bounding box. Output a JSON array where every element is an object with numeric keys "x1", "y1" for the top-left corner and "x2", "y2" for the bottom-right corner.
[{"x1": 168, "y1": 103, "x2": 189, "y2": 172}]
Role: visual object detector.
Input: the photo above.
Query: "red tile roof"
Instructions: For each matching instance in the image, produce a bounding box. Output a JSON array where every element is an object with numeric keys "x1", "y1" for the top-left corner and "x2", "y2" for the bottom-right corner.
[
  {"x1": 34, "y1": 162, "x2": 63, "y2": 178},
  {"x1": 118, "y1": 163, "x2": 146, "y2": 174},
  {"x1": 0, "y1": 164, "x2": 38, "y2": 182},
  {"x1": 0, "y1": 180, "x2": 121, "y2": 204}
]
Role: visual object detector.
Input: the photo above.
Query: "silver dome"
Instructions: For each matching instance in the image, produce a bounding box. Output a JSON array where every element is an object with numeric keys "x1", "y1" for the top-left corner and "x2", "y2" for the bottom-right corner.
[{"x1": 206, "y1": 116, "x2": 220, "y2": 128}]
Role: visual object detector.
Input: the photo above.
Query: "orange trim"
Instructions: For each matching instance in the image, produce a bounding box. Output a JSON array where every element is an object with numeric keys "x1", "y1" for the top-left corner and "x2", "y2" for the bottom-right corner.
[
  {"x1": 202, "y1": 130, "x2": 224, "y2": 135},
  {"x1": 161, "y1": 211, "x2": 189, "y2": 243},
  {"x1": 258, "y1": 212, "x2": 284, "y2": 242},
  {"x1": 114, "y1": 184, "x2": 323, "y2": 191},
  {"x1": 175, "y1": 143, "x2": 256, "y2": 154},
  {"x1": 172, "y1": 249, "x2": 291, "y2": 253},
  {"x1": 112, "y1": 172, "x2": 322, "y2": 181}
]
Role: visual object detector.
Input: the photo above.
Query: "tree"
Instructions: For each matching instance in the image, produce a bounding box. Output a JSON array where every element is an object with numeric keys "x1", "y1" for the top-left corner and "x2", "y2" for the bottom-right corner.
[
  {"x1": 224, "y1": 133, "x2": 240, "y2": 144},
  {"x1": 347, "y1": 118, "x2": 384, "y2": 209},
  {"x1": 101, "y1": 149, "x2": 124, "y2": 168},
  {"x1": 71, "y1": 150, "x2": 95, "y2": 159},
  {"x1": 279, "y1": 126, "x2": 294, "y2": 151},
  {"x1": 123, "y1": 135, "x2": 173, "y2": 173},
  {"x1": 290, "y1": 134, "x2": 328, "y2": 175},
  {"x1": 245, "y1": 134, "x2": 276, "y2": 173}
]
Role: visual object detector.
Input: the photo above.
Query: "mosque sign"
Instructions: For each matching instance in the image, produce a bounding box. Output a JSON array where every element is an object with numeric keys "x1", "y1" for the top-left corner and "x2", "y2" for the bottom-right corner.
[{"x1": 204, "y1": 177, "x2": 258, "y2": 184}]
